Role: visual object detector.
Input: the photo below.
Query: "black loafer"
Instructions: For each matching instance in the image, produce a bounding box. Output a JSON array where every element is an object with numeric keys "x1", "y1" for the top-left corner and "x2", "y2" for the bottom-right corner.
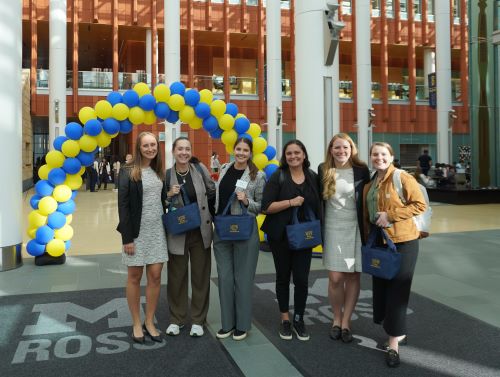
[
  {"x1": 341, "y1": 328, "x2": 353, "y2": 343},
  {"x1": 385, "y1": 349, "x2": 400, "y2": 368},
  {"x1": 383, "y1": 335, "x2": 407, "y2": 350},
  {"x1": 329, "y1": 325, "x2": 342, "y2": 340},
  {"x1": 143, "y1": 323, "x2": 162, "y2": 342}
]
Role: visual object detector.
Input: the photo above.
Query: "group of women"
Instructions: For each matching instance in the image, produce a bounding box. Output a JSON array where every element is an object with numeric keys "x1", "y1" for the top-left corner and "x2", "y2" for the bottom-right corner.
[{"x1": 117, "y1": 131, "x2": 426, "y2": 368}]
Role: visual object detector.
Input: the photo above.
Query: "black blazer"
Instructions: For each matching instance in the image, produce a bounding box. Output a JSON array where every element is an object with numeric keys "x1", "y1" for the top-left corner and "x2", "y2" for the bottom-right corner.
[
  {"x1": 261, "y1": 167, "x2": 322, "y2": 241},
  {"x1": 116, "y1": 167, "x2": 167, "y2": 244},
  {"x1": 317, "y1": 163, "x2": 370, "y2": 243}
]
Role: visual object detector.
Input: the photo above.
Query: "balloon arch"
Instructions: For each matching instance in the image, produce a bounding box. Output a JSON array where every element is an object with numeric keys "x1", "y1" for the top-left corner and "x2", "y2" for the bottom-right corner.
[{"x1": 26, "y1": 82, "x2": 280, "y2": 258}]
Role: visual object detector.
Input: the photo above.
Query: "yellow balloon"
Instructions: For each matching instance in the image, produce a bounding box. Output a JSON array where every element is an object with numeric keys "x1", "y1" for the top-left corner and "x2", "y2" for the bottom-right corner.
[
  {"x1": 199, "y1": 89, "x2": 213, "y2": 104},
  {"x1": 64, "y1": 174, "x2": 83, "y2": 190},
  {"x1": 235, "y1": 113, "x2": 246, "y2": 119},
  {"x1": 95, "y1": 100, "x2": 113, "y2": 119},
  {"x1": 169, "y1": 94, "x2": 185, "y2": 111},
  {"x1": 134, "y1": 82, "x2": 151, "y2": 97},
  {"x1": 210, "y1": 100, "x2": 226, "y2": 118},
  {"x1": 55, "y1": 224, "x2": 74, "y2": 241},
  {"x1": 27, "y1": 227, "x2": 37, "y2": 239},
  {"x1": 79, "y1": 135, "x2": 98, "y2": 153},
  {"x1": 247, "y1": 123, "x2": 262, "y2": 138},
  {"x1": 61, "y1": 140, "x2": 81, "y2": 158},
  {"x1": 225, "y1": 144, "x2": 234, "y2": 155},
  {"x1": 38, "y1": 196, "x2": 58, "y2": 215},
  {"x1": 143, "y1": 110, "x2": 157, "y2": 125},
  {"x1": 219, "y1": 114, "x2": 235, "y2": 131},
  {"x1": 79, "y1": 106, "x2": 97, "y2": 124},
  {"x1": 46, "y1": 239, "x2": 66, "y2": 257},
  {"x1": 179, "y1": 106, "x2": 195, "y2": 124},
  {"x1": 112, "y1": 103, "x2": 130, "y2": 121},
  {"x1": 128, "y1": 106, "x2": 145, "y2": 125},
  {"x1": 256, "y1": 213, "x2": 266, "y2": 228},
  {"x1": 46, "y1": 150, "x2": 65, "y2": 168},
  {"x1": 66, "y1": 214, "x2": 73, "y2": 225},
  {"x1": 269, "y1": 159, "x2": 280, "y2": 166},
  {"x1": 78, "y1": 166, "x2": 86, "y2": 176},
  {"x1": 96, "y1": 131, "x2": 112, "y2": 148},
  {"x1": 28, "y1": 210, "x2": 47, "y2": 228},
  {"x1": 153, "y1": 83, "x2": 171, "y2": 102},
  {"x1": 258, "y1": 229, "x2": 265, "y2": 242},
  {"x1": 221, "y1": 129, "x2": 238, "y2": 147},
  {"x1": 189, "y1": 117, "x2": 203, "y2": 130},
  {"x1": 38, "y1": 164, "x2": 50, "y2": 180},
  {"x1": 253, "y1": 137, "x2": 268, "y2": 154},
  {"x1": 253, "y1": 153, "x2": 269, "y2": 170},
  {"x1": 312, "y1": 244, "x2": 323, "y2": 253},
  {"x1": 53, "y1": 184, "x2": 72, "y2": 202}
]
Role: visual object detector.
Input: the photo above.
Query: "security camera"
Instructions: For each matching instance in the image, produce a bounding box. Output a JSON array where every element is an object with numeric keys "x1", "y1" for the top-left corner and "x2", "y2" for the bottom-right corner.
[
  {"x1": 448, "y1": 109, "x2": 458, "y2": 119},
  {"x1": 326, "y1": 1, "x2": 340, "y2": 13}
]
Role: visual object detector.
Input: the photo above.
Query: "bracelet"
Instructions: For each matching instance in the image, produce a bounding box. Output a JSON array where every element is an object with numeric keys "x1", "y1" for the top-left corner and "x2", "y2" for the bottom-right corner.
[{"x1": 289, "y1": 199, "x2": 292, "y2": 207}]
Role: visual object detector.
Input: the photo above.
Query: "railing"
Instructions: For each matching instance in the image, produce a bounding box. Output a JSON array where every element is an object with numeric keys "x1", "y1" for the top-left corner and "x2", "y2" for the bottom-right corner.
[{"x1": 193, "y1": 75, "x2": 291, "y2": 96}]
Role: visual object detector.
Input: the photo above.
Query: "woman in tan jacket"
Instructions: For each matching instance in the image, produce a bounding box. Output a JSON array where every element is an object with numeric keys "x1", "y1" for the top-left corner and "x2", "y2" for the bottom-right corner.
[{"x1": 363, "y1": 142, "x2": 426, "y2": 368}]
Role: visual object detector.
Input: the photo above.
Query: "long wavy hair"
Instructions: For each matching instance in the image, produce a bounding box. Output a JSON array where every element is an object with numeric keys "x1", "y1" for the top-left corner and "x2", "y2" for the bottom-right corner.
[
  {"x1": 129, "y1": 132, "x2": 165, "y2": 182},
  {"x1": 322, "y1": 133, "x2": 367, "y2": 199},
  {"x1": 234, "y1": 137, "x2": 259, "y2": 180}
]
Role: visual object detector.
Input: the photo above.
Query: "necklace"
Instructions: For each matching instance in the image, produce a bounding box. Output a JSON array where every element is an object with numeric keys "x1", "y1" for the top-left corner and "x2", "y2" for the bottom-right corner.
[{"x1": 175, "y1": 168, "x2": 189, "y2": 184}]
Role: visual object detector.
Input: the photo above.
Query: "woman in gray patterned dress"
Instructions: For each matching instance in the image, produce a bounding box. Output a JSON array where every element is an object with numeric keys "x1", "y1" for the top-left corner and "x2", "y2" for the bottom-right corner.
[
  {"x1": 318, "y1": 133, "x2": 369, "y2": 343},
  {"x1": 117, "y1": 132, "x2": 168, "y2": 344}
]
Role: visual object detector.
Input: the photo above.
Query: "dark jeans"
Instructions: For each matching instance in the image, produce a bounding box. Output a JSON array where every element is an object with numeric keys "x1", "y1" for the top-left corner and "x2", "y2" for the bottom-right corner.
[{"x1": 268, "y1": 238, "x2": 312, "y2": 317}]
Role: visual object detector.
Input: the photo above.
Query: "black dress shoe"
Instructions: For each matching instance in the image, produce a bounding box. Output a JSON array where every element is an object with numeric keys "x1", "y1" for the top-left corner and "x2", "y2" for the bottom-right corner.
[
  {"x1": 383, "y1": 335, "x2": 407, "y2": 350},
  {"x1": 385, "y1": 349, "x2": 400, "y2": 368},
  {"x1": 143, "y1": 323, "x2": 162, "y2": 342},
  {"x1": 341, "y1": 328, "x2": 353, "y2": 343},
  {"x1": 329, "y1": 325, "x2": 342, "y2": 340},
  {"x1": 131, "y1": 333, "x2": 145, "y2": 344}
]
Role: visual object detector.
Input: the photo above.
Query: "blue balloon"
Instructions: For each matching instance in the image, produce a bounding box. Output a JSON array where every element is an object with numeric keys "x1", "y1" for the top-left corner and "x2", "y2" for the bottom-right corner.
[
  {"x1": 264, "y1": 163, "x2": 279, "y2": 180},
  {"x1": 62, "y1": 157, "x2": 82, "y2": 175},
  {"x1": 170, "y1": 81, "x2": 186, "y2": 96},
  {"x1": 30, "y1": 195, "x2": 41, "y2": 210},
  {"x1": 194, "y1": 102, "x2": 211, "y2": 119},
  {"x1": 71, "y1": 190, "x2": 78, "y2": 200},
  {"x1": 26, "y1": 240, "x2": 46, "y2": 257},
  {"x1": 53, "y1": 136, "x2": 69, "y2": 151},
  {"x1": 84, "y1": 119, "x2": 102, "y2": 136},
  {"x1": 239, "y1": 133, "x2": 253, "y2": 142},
  {"x1": 139, "y1": 94, "x2": 156, "y2": 111},
  {"x1": 47, "y1": 211, "x2": 67, "y2": 229},
  {"x1": 120, "y1": 119, "x2": 133, "y2": 134},
  {"x1": 65, "y1": 240, "x2": 72, "y2": 251},
  {"x1": 65, "y1": 122, "x2": 84, "y2": 140},
  {"x1": 166, "y1": 110, "x2": 179, "y2": 123},
  {"x1": 123, "y1": 90, "x2": 140, "y2": 107},
  {"x1": 107, "y1": 91, "x2": 123, "y2": 106},
  {"x1": 225, "y1": 103, "x2": 239, "y2": 117},
  {"x1": 48, "y1": 168, "x2": 67, "y2": 186},
  {"x1": 36, "y1": 226, "x2": 54, "y2": 245},
  {"x1": 210, "y1": 127, "x2": 224, "y2": 139},
  {"x1": 35, "y1": 180, "x2": 54, "y2": 197},
  {"x1": 58, "y1": 199, "x2": 76, "y2": 215},
  {"x1": 154, "y1": 102, "x2": 171, "y2": 119},
  {"x1": 202, "y1": 116, "x2": 219, "y2": 133},
  {"x1": 76, "y1": 151, "x2": 95, "y2": 167},
  {"x1": 184, "y1": 89, "x2": 200, "y2": 107},
  {"x1": 102, "y1": 118, "x2": 120, "y2": 135},
  {"x1": 234, "y1": 117, "x2": 250, "y2": 134},
  {"x1": 263, "y1": 145, "x2": 277, "y2": 160}
]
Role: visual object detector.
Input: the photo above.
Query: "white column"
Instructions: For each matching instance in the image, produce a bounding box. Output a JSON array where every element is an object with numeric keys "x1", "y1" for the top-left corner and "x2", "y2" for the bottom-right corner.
[
  {"x1": 423, "y1": 48, "x2": 435, "y2": 99},
  {"x1": 0, "y1": 1, "x2": 23, "y2": 270},
  {"x1": 164, "y1": 0, "x2": 180, "y2": 168},
  {"x1": 266, "y1": 0, "x2": 282, "y2": 154},
  {"x1": 146, "y1": 29, "x2": 152, "y2": 84},
  {"x1": 49, "y1": 0, "x2": 67, "y2": 147},
  {"x1": 355, "y1": 0, "x2": 372, "y2": 162},
  {"x1": 295, "y1": 0, "x2": 336, "y2": 168},
  {"x1": 435, "y1": 0, "x2": 452, "y2": 164}
]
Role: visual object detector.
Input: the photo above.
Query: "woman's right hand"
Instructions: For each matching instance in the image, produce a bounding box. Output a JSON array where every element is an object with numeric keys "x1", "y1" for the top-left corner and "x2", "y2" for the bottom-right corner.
[
  {"x1": 289, "y1": 196, "x2": 305, "y2": 207},
  {"x1": 123, "y1": 243, "x2": 135, "y2": 255},
  {"x1": 167, "y1": 184, "x2": 182, "y2": 198}
]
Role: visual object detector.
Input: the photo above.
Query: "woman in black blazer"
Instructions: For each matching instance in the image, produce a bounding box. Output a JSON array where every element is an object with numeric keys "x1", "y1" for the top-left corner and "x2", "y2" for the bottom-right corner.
[
  {"x1": 261, "y1": 139, "x2": 322, "y2": 342},
  {"x1": 117, "y1": 131, "x2": 167, "y2": 344}
]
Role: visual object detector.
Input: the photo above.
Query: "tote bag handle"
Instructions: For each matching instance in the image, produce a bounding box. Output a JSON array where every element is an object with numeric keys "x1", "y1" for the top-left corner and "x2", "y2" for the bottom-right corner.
[{"x1": 221, "y1": 191, "x2": 248, "y2": 216}]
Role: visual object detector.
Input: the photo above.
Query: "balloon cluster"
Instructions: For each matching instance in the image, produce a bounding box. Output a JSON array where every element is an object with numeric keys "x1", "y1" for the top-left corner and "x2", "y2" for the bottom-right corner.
[{"x1": 27, "y1": 81, "x2": 279, "y2": 257}]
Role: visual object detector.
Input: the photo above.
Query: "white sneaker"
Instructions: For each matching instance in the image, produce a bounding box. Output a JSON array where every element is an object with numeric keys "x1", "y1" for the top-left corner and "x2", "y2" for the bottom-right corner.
[
  {"x1": 166, "y1": 323, "x2": 183, "y2": 336},
  {"x1": 190, "y1": 324, "x2": 204, "y2": 337}
]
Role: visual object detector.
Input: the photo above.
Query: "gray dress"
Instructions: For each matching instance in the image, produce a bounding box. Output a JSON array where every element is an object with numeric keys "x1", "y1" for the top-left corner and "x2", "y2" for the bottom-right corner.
[
  {"x1": 322, "y1": 168, "x2": 362, "y2": 272},
  {"x1": 122, "y1": 167, "x2": 168, "y2": 266}
]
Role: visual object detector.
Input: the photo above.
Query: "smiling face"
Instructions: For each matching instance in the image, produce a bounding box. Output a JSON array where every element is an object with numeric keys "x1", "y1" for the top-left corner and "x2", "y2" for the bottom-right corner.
[
  {"x1": 285, "y1": 143, "x2": 305, "y2": 168},
  {"x1": 139, "y1": 134, "x2": 158, "y2": 163},
  {"x1": 233, "y1": 140, "x2": 251, "y2": 166},
  {"x1": 173, "y1": 139, "x2": 192, "y2": 165},
  {"x1": 331, "y1": 138, "x2": 352, "y2": 168},
  {"x1": 370, "y1": 144, "x2": 394, "y2": 173}
]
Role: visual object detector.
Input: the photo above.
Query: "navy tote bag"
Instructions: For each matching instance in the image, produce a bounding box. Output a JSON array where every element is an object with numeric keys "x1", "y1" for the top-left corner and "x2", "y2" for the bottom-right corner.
[
  {"x1": 162, "y1": 187, "x2": 201, "y2": 235},
  {"x1": 362, "y1": 226, "x2": 401, "y2": 280},
  {"x1": 285, "y1": 206, "x2": 322, "y2": 250},
  {"x1": 214, "y1": 192, "x2": 254, "y2": 241}
]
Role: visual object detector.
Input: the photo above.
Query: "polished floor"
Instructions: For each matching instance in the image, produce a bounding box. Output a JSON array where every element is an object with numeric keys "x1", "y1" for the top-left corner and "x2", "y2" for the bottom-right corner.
[{"x1": 6, "y1": 188, "x2": 500, "y2": 376}]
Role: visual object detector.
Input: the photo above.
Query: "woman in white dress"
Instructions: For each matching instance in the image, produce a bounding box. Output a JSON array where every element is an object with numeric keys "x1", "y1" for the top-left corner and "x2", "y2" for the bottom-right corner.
[{"x1": 318, "y1": 133, "x2": 369, "y2": 343}]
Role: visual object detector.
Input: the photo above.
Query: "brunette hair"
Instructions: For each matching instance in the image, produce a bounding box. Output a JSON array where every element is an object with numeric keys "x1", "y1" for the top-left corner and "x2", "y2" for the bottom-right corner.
[
  {"x1": 370, "y1": 141, "x2": 395, "y2": 157},
  {"x1": 279, "y1": 139, "x2": 311, "y2": 171},
  {"x1": 322, "y1": 133, "x2": 367, "y2": 199},
  {"x1": 129, "y1": 132, "x2": 165, "y2": 182},
  {"x1": 234, "y1": 137, "x2": 258, "y2": 180},
  {"x1": 172, "y1": 136, "x2": 191, "y2": 151}
]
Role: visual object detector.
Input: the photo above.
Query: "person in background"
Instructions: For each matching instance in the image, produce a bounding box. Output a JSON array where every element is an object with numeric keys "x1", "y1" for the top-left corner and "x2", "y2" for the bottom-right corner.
[
  {"x1": 261, "y1": 140, "x2": 322, "y2": 342},
  {"x1": 213, "y1": 137, "x2": 266, "y2": 341},
  {"x1": 210, "y1": 151, "x2": 221, "y2": 173},
  {"x1": 318, "y1": 133, "x2": 370, "y2": 343},
  {"x1": 417, "y1": 150, "x2": 432, "y2": 176},
  {"x1": 98, "y1": 157, "x2": 111, "y2": 190},
  {"x1": 91, "y1": 158, "x2": 100, "y2": 192},
  {"x1": 117, "y1": 131, "x2": 167, "y2": 344},
  {"x1": 393, "y1": 159, "x2": 402, "y2": 169},
  {"x1": 125, "y1": 153, "x2": 133, "y2": 165},
  {"x1": 363, "y1": 142, "x2": 426, "y2": 368},
  {"x1": 113, "y1": 156, "x2": 121, "y2": 192}
]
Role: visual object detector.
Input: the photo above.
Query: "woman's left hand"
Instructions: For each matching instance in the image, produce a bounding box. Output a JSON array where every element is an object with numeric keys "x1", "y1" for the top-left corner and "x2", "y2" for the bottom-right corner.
[
  {"x1": 375, "y1": 211, "x2": 391, "y2": 228},
  {"x1": 236, "y1": 191, "x2": 249, "y2": 206}
]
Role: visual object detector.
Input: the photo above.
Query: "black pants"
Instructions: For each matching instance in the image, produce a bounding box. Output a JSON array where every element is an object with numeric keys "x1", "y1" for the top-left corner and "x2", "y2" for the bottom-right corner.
[
  {"x1": 268, "y1": 238, "x2": 312, "y2": 317},
  {"x1": 372, "y1": 238, "x2": 419, "y2": 337}
]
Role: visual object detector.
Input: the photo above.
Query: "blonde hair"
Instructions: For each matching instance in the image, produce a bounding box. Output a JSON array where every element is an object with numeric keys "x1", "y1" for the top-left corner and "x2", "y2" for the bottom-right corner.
[
  {"x1": 322, "y1": 133, "x2": 367, "y2": 199},
  {"x1": 369, "y1": 141, "x2": 395, "y2": 157},
  {"x1": 129, "y1": 132, "x2": 165, "y2": 182}
]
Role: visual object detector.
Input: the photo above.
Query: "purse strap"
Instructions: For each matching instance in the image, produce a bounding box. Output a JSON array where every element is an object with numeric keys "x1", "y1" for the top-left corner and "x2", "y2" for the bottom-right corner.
[
  {"x1": 366, "y1": 226, "x2": 397, "y2": 253},
  {"x1": 168, "y1": 186, "x2": 191, "y2": 210},
  {"x1": 290, "y1": 204, "x2": 316, "y2": 224},
  {"x1": 221, "y1": 192, "x2": 248, "y2": 216}
]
